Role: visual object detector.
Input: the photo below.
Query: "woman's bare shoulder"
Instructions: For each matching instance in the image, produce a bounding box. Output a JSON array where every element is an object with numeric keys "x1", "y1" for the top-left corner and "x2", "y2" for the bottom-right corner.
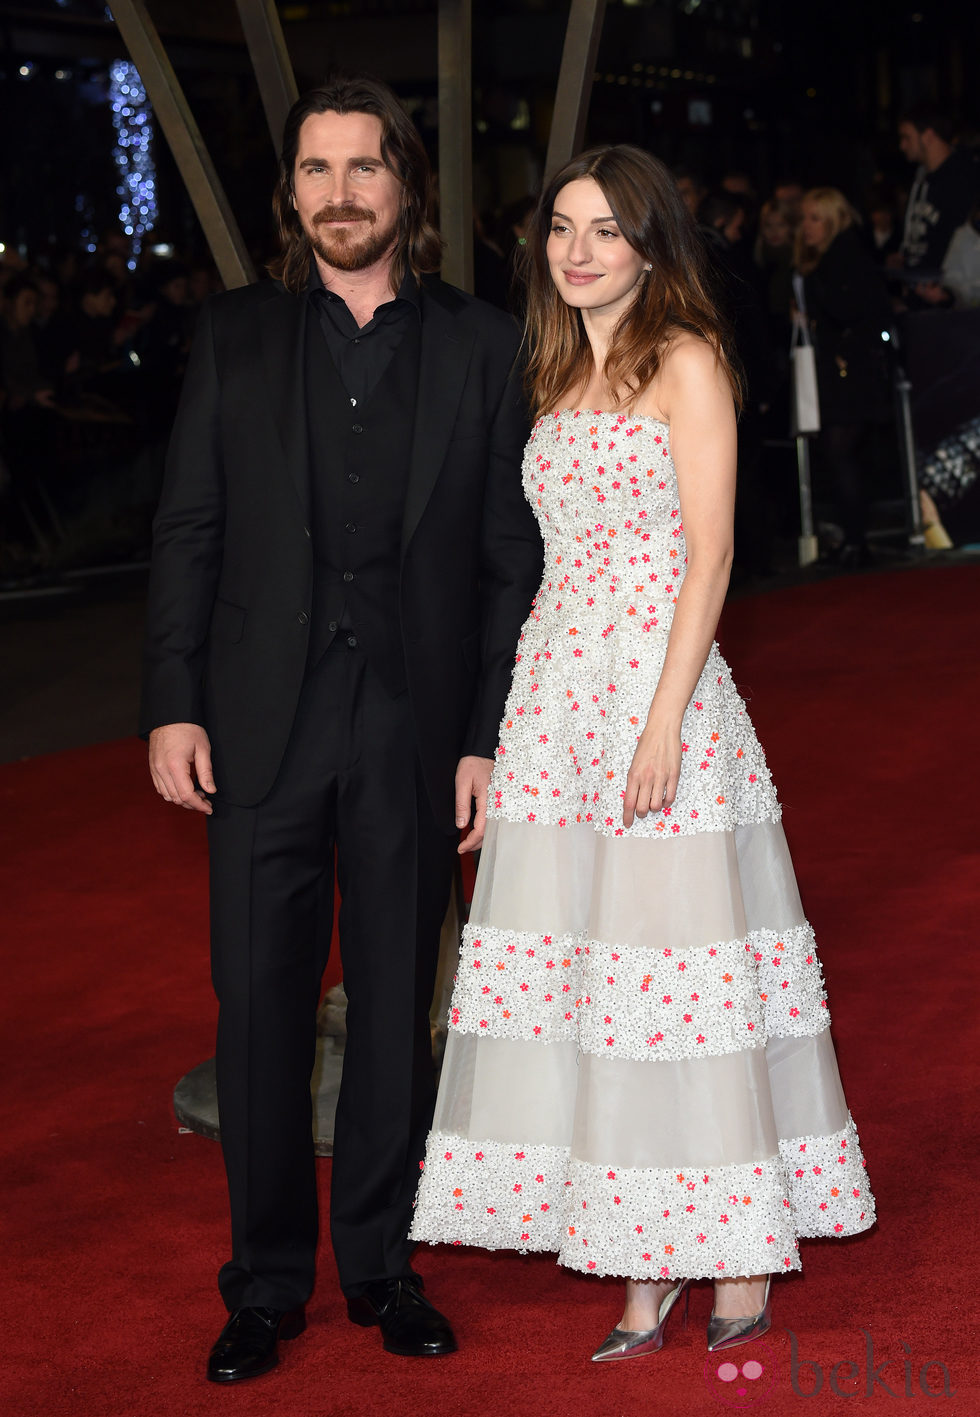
[
  {"x1": 661, "y1": 330, "x2": 718, "y2": 379},
  {"x1": 632, "y1": 332, "x2": 723, "y2": 420}
]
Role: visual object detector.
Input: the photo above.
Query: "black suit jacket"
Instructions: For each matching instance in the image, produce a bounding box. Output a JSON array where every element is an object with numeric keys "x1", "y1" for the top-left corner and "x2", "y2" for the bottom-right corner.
[{"x1": 139, "y1": 275, "x2": 543, "y2": 829}]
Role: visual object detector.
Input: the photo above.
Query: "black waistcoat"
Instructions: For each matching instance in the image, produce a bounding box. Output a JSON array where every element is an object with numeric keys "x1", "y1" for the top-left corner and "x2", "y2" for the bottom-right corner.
[{"x1": 305, "y1": 310, "x2": 420, "y2": 691}]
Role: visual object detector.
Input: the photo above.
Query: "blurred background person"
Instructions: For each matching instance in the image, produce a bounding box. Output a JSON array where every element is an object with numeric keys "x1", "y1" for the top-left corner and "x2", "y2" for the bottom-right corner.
[
  {"x1": 772, "y1": 179, "x2": 805, "y2": 224},
  {"x1": 893, "y1": 106, "x2": 979, "y2": 301},
  {"x1": 795, "y1": 188, "x2": 893, "y2": 567},
  {"x1": 938, "y1": 195, "x2": 980, "y2": 308},
  {"x1": 1, "y1": 275, "x2": 55, "y2": 415},
  {"x1": 1, "y1": 273, "x2": 59, "y2": 556},
  {"x1": 673, "y1": 165, "x2": 707, "y2": 220},
  {"x1": 755, "y1": 197, "x2": 797, "y2": 333},
  {"x1": 866, "y1": 184, "x2": 903, "y2": 266},
  {"x1": 700, "y1": 190, "x2": 777, "y2": 576}
]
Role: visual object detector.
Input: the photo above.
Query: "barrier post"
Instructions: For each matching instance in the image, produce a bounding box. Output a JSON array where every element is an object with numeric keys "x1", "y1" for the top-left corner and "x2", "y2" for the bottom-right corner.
[{"x1": 796, "y1": 434, "x2": 819, "y2": 565}]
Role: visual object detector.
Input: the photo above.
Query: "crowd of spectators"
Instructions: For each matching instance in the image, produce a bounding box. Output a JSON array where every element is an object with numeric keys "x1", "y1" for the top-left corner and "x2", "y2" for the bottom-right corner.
[
  {"x1": 658, "y1": 104, "x2": 980, "y2": 564},
  {"x1": 0, "y1": 233, "x2": 220, "y2": 580},
  {"x1": 3, "y1": 102, "x2": 978, "y2": 584}
]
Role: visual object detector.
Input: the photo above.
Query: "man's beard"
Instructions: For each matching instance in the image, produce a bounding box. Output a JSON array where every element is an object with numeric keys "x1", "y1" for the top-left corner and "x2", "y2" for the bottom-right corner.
[{"x1": 308, "y1": 202, "x2": 400, "y2": 273}]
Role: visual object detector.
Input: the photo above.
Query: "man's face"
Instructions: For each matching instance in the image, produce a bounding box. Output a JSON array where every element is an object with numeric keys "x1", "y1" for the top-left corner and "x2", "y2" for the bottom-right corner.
[
  {"x1": 898, "y1": 121, "x2": 926, "y2": 164},
  {"x1": 292, "y1": 109, "x2": 403, "y2": 275}
]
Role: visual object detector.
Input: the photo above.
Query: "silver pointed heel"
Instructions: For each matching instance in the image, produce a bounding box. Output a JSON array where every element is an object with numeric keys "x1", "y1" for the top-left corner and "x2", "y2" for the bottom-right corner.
[
  {"x1": 591, "y1": 1278, "x2": 690, "y2": 1363},
  {"x1": 706, "y1": 1276, "x2": 772, "y2": 1352}
]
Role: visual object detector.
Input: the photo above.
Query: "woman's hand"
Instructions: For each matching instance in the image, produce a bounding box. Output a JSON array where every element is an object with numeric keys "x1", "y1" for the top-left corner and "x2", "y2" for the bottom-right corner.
[
  {"x1": 622, "y1": 717, "x2": 682, "y2": 828},
  {"x1": 455, "y1": 754, "x2": 495, "y2": 854}
]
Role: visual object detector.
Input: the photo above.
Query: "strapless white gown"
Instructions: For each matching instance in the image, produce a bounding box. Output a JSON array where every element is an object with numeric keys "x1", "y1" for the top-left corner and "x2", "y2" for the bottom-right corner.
[{"x1": 411, "y1": 409, "x2": 876, "y2": 1279}]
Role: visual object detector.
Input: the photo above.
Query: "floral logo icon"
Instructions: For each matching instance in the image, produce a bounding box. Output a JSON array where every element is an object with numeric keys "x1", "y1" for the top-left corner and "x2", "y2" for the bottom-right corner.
[{"x1": 703, "y1": 1339, "x2": 778, "y2": 1407}]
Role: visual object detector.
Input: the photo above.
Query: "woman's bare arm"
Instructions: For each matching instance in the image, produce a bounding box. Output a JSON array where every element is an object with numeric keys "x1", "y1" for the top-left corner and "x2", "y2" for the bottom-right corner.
[{"x1": 623, "y1": 336, "x2": 737, "y2": 826}]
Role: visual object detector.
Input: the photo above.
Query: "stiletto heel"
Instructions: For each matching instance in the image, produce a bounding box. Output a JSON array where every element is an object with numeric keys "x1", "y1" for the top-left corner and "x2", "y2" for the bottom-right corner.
[
  {"x1": 591, "y1": 1278, "x2": 690, "y2": 1363},
  {"x1": 706, "y1": 1276, "x2": 772, "y2": 1352}
]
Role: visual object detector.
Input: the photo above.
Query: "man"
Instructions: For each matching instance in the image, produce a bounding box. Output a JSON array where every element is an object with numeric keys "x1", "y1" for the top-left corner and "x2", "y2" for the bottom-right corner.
[
  {"x1": 140, "y1": 74, "x2": 541, "y2": 1382},
  {"x1": 894, "y1": 106, "x2": 978, "y2": 295}
]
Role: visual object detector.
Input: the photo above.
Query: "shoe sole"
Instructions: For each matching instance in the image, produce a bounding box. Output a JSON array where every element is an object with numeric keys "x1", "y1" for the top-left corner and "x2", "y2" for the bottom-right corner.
[
  {"x1": 207, "y1": 1356, "x2": 279, "y2": 1384},
  {"x1": 381, "y1": 1339, "x2": 458, "y2": 1357}
]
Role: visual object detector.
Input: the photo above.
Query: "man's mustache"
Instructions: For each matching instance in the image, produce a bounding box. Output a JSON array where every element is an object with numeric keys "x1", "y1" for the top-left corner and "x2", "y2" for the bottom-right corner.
[{"x1": 313, "y1": 203, "x2": 376, "y2": 227}]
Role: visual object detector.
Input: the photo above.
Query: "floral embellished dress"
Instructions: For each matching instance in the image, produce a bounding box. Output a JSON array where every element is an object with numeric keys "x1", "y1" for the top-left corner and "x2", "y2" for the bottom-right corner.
[{"x1": 410, "y1": 409, "x2": 875, "y2": 1281}]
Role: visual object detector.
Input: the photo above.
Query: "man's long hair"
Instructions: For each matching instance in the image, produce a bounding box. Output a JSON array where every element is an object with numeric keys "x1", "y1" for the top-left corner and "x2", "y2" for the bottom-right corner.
[
  {"x1": 520, "y1": 145, "x2": 742, "y2": 419},
  {"x1": 269, "y1": 73, "x2": 443, "y2": 293}
]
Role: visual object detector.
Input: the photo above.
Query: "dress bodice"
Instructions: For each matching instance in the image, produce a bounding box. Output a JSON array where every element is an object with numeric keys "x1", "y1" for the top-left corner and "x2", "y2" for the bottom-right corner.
[{"x1": 523, "y1": 409, "x2": 686, "y2": 642}]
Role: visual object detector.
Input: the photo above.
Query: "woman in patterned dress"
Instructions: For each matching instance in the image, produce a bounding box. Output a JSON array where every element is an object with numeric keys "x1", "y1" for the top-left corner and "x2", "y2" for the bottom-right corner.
[{"x1": 411, "y1": 146, "x2": 875, "y2": 1362}]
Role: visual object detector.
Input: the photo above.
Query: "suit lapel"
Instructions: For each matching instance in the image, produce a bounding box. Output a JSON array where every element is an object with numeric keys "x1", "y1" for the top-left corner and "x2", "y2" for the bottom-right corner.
[
  {"x1": 259, "y1": 286, "x2": 311, "y2": 521},
  {"x1": 401, "y1": 286, "x2": 475, "y2": 554}
]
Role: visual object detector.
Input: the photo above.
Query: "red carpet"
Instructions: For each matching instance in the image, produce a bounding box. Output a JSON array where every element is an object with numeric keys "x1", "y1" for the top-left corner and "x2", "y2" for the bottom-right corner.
[{"x1": 2, "y1": 564, "x2": 977, "y2": 1416}]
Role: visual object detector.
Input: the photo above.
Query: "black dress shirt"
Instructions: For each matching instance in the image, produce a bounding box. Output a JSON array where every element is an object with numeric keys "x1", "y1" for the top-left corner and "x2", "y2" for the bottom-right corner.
[{"x1": 306, "y1": 263, "x2": 421, "y2": 408}]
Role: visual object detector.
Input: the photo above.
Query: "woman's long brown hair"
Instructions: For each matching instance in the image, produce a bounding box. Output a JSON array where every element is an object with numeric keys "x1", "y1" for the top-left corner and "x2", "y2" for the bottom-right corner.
[
  {"x1": 269, "y1": 73, "x2": 443, "y2": 294},
  {"x1": 521, "y1": 145, "x2": 742, "y2": 419}
]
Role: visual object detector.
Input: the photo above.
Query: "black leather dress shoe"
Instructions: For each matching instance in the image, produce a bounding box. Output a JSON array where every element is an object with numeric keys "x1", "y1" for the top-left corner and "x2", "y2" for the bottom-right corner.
[
  {"x1": 347, "y1": 1275, "x2": 457, "y2": 1357},
  {"x1": 206, "y1": 1305, "x2": 306, "y2": 1383}
]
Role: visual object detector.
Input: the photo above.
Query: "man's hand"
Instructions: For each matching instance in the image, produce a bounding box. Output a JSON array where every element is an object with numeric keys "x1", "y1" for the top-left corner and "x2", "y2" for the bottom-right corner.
[
  {"x1": 148, "y1": 722, "x2": 216, "y2": 815},
  {"x1": 455, "y1": 755, "x2": 494, "y2": 854}
]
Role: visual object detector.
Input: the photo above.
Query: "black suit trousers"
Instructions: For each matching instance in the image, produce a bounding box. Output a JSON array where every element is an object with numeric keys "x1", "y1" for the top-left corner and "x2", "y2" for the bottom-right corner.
[{"x1": 207, "y1": 640, "x2": 457, "y2": 1309}]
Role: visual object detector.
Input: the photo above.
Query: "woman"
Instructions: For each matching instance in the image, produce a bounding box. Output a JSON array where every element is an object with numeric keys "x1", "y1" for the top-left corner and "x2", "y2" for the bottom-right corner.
[
  {"x1": 795, "y1": 188, "x2": 893, "y2": 566},
  {"x1": 411, "y1": 146, "x2": 875, "y2": 1362},
  {"x1": 754, "y1": 196, "x2": 797, "y2": 330}
]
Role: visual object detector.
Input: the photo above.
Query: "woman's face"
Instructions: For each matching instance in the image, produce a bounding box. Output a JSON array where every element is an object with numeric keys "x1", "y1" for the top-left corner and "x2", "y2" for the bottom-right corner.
[
  {"x1": 546, "y1": 177, "x2": 647, "y2": 320},
  {"x1": 800, "y1": 202, "x2": 832, "y2": 251}
]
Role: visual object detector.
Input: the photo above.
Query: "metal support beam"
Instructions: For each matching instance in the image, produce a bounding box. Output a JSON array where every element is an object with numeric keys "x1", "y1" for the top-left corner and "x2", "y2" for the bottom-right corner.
[
  {"x1": 111, "y1": 0, "x2": 256, "y2": 288},
  {"x1": 234, "y1": 0, "x2": 298, "y2": 155},
  {"x1": 545, "y1": 0, "x2": 606, "y2": 183},
  {"x1": 437, "y1": 0, "x2": 473, "y2": 293}
]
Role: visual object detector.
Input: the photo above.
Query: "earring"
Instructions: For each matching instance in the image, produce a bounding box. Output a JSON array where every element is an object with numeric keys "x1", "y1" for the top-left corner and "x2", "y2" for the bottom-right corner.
[{"x1": 644, "y1": 263, "x2": 652, "y2": 271}]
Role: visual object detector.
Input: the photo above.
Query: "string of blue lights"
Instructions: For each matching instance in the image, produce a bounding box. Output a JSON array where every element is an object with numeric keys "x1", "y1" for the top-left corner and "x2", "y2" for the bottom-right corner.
[{"x1": 109, "y1": 59, "x2": 158, "y2": 269}]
